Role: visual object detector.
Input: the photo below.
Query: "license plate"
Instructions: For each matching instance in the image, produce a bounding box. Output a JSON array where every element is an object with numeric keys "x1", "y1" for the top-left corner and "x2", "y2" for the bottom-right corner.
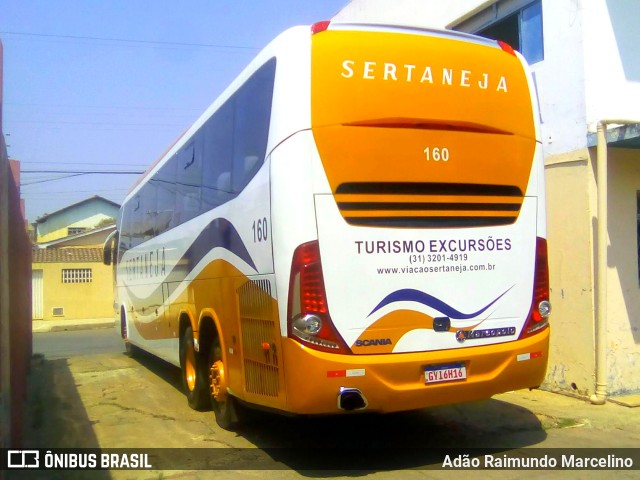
[{"x1": 424, "y1": 363, "x2": 467, "y2": 384}]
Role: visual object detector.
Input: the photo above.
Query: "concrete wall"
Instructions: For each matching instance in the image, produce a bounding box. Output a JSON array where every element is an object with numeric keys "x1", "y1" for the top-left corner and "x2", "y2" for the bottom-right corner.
[
  {"x1": 0, "y1": 39, "x2": 32, "y2": 448},
  {"x1": 542, "y1": 144, "x2": 640, "y2": 397},
  {"x1": 605, "y1": 148, "x2": 640, "y2": 394},
  {"x1": 546, "y1": 145, "x2": 640, "y2": 396},
  {"x1": 32, "y1": 261, "x2": 114, "y2": 321},
  {"x1": 544, "y1": 149, "x2": 596, "y2": 396}
]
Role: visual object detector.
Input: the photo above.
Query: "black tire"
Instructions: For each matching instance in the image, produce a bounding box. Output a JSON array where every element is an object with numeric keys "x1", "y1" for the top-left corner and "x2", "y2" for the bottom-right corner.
[
  {"x1": 209, "y1": 337, "x2": 242, "y2": 430},
  {"x1": 124, "y1": 340, "x2": 138, "y2": 358},
  {"x1": 122, "y1": 312, "x2": 137, "y2": 358},
  {"x1": 180, "y1": 326, "x2": 211, "y2": 411}
]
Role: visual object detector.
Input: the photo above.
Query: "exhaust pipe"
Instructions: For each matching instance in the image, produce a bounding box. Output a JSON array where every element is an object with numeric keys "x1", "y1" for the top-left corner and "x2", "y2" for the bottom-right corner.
[{"x1": 338, "y1": 387, "x2": 368, "y2": 411}]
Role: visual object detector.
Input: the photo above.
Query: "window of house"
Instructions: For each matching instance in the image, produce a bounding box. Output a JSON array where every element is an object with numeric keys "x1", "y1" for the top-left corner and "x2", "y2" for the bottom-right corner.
[
  {"x1": 62, "y1": 268, "x2": 93, "y2": 283},
  {"x1": 453, "y1": 0, "x2": 544, "y2": 65},
  {"x1": 68, "y1": 227, "x2": 87, "y2": 236}
]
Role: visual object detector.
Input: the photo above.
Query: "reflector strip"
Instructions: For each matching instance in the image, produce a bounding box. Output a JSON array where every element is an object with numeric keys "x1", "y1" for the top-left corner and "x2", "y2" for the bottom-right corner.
[
  {"x1": 517, "y1": 351, "x2": 543, "y2": 362},
  {"x1": 327, "y1": 369, "x2": 366, "y2": 378}
]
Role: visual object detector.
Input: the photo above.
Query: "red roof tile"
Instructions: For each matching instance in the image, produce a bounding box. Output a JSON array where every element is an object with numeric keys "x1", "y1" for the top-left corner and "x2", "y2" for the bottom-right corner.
[{"x1": 32, "y1": 247, "x2": 104, "y2": 263}]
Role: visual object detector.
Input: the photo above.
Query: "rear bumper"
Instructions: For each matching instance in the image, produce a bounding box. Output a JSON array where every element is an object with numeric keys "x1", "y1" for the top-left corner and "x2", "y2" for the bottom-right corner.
[{"x1": 281, "y1": 327, "x2": 549, "y2": 414}]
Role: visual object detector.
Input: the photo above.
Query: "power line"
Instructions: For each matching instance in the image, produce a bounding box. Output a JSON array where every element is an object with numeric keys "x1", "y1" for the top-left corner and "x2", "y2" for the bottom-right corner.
[
  {"x1": 20, "y1": 160, "x2": 149, "y2": 167},
  {"x1": 20, "y1": 170, "x2": 144, "y2": 186},
  {"x1": 21, "y1": 188, "x2": 129, "y2": 195},
  {"x1": 10, "y1": 120, "x2": 186, "y2": 127},
  {"x1": 21, "y1": 173, "x2": 86, "y2": 186},
  {"x1": 5, "y1": 102, "x2": 201, "y2": 112},
  {"x1": 0, "y1": 30, "x2": 259, "y2": 51},
  {"x1": 22, "y1": 170, "x2": 145, "y2": 174},
  {"x1": 24, "y1": 188, "x2": 129, "y2": 195}
]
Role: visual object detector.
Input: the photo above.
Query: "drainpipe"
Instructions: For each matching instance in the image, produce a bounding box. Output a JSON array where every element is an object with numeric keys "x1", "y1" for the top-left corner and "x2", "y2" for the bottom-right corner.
[
  {"x1": 591, "y1": 119, "x2": 640, "y2": 405},
  {"x1": 591, "y1": 121, "x2": 608, "y2": 405}
]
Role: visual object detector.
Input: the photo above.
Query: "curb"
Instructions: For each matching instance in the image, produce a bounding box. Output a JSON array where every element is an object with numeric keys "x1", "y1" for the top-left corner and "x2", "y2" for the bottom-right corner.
[
  {"x1": 49, "y1": 323, "x2": 114, "y2": 333},
  {"x1": 33, "y1": 321, "x2": 115, "y2": 334}
]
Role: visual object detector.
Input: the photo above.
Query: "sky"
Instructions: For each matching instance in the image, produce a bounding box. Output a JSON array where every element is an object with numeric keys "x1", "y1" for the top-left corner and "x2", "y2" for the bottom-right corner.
[{"x1": 0, "y1": 0, "x2": 348, "y2": 223}]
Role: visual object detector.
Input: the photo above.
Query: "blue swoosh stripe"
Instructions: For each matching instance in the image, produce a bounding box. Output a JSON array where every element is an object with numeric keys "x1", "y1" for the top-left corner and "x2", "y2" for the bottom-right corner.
[
  {"x1": 184, "y1": 218, "x2": 256, "y2": 272},
  {"x1": 368, "y1": 288, "x2": 511, "y2": 319},
  {"x1": 124, "y1": 217, "x2": 256, "y2": 306}
]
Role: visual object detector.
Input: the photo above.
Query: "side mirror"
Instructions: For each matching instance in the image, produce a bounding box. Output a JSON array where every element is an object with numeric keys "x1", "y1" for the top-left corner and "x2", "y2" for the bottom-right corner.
[{"x1": 103, "y1": 230, "x2": 117, "y2": 266}]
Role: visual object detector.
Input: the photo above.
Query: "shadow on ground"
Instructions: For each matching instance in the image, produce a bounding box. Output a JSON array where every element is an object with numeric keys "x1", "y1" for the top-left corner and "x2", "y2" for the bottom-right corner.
[
  {"x1": 20, "y1": 349, "x2": 548, "y2": 476},
  {"x1": 128, "y1": 350, "x2": 548, "y2": 473},
  {"x1": 19, "y1": 354, "x2": 111, "y2": 480},
  {"x1": 231, "y1": 397, "x2": 547, "y2": 473}
]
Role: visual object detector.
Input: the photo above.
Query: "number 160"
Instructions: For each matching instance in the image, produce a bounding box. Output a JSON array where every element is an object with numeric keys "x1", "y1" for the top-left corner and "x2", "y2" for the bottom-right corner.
[{"x1": 424, "y1": 147, "x2": 450, "y2": 162}]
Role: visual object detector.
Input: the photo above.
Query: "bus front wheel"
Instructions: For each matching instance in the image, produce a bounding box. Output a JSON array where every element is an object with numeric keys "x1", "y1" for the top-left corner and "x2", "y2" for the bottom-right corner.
[
  {"x1": 180, "y1": 326, "x2": 211, "y2": 411},
  {"x1": 121, "y1": 310, "x2": 137, "y2": 357}
]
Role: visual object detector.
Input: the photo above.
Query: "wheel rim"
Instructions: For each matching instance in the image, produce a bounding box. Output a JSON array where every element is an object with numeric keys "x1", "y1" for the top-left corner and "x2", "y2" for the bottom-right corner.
[
  {"x1": 210, "y1": 360, "x2": 228, "y2": 402},
  {"x1": 185, "y1": 341, "x2": 197, "y2": 392}
]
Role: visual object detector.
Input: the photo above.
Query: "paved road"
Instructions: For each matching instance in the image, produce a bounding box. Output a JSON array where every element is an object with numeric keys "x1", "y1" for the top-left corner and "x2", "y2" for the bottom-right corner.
[
  {"x1": 33, "y1": 327, "x2": 123, "y2": 359},
  {"x1": 19, "y1": 329, "x2": 640, "y2": 479}
]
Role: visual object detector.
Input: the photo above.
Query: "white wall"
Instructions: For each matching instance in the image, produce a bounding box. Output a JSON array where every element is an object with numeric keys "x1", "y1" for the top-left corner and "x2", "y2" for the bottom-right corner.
[
  {"x1": 525, "y1": 0, "x2": 587, "y2": 156},
  {"x1": 333, "y1": 0, "x2": 486, "y2": 28},
  {"x1": 582, "y1": 0, "x2": 640, "y2": 126}
]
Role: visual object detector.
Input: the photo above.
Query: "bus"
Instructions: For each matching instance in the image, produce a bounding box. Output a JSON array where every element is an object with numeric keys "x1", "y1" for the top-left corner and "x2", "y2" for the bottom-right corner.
[{"x1": 104, "y1": 21, "x2": 550, "y2": 429}]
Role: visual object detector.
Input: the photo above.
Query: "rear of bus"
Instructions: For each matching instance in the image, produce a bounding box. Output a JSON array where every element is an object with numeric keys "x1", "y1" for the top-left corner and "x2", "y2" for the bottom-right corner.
[{"x1": 271, "y1": 23, "x2": 549, "y2": 415}]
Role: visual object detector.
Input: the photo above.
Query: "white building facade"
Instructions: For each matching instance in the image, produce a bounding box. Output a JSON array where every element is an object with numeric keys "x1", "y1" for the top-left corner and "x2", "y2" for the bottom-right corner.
[{"x1": 334, "y1": 0, "x2": 640, "y2": 401}]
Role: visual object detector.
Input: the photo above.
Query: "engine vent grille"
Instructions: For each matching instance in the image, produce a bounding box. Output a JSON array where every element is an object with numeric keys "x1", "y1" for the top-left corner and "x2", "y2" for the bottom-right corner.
[
  {"x1": 335, "y1": 182, "x2": 523, "y2": 228},
  {"x1": 238, "y1": 279, "x2": 279, "y2": 398}
]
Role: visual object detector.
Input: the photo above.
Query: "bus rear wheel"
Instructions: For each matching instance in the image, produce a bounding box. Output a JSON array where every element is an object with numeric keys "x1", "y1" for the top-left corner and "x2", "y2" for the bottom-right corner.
[
  {"x1": 180, "y1": 326, "x2": 211, "y2": 411},
  {"x1": 209, "y1": 338, "x2": 241, "y2": 430}
]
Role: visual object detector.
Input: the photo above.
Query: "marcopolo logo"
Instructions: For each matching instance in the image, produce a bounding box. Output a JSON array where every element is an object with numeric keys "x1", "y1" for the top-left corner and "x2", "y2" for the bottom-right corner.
[
  {"x1": 456, "y1": 327, "x2": 516, "y2": 343},
  {"x1": 7, "y1": 450, "x2": 40, "y2": 468}
]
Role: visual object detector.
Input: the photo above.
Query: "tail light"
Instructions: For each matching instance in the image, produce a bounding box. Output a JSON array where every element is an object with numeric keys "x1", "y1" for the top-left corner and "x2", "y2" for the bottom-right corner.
[
  {"x1": 311, "y1": 20, "x2": 331, "y2": 34},
  {"x1": 520, "y1": 237, "x2": 551, "y2": 339},
  {"x1": 498, "y1": 40, "x2": 517, "y2": 56},
  {"x1": 287, "y1": 241, "x2": 351, "y2": 354}
]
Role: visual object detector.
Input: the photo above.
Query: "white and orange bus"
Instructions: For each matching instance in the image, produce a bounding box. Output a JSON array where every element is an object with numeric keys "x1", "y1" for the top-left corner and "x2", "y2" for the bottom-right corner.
[{"x1": 104, "y1": 21, "x2": 550, "y2": 429}]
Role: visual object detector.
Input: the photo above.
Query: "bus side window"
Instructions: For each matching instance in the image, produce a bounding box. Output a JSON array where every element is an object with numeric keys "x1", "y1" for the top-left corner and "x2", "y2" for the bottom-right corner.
[
  {"x1": 175, "y1": 142, "x2": 202, "y2": 225},
  {"x1": 119, "y1": 208, "x2": 131, "y2": 253},
  {"x1": 216, "y1": 172, "x2": 232, "y2": 202},
  {"x1": 130, "y1": 194, "x2": 142, "y2": 248},
  {"x1": 202, "y1": 101, "x2": 234, "y2": 211},
  {"x1": 141, "y1": 182, "x2": 157, "y2": 243},
  {"x1": 230, "y1": 58, "x2": 274, "y2": 193},
  {"x1": 155, "y1": 156, "x2": 176, "y2": 235},
  {"x1": 244, "y1": 155, "x2": 260, "y2": 178}
]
